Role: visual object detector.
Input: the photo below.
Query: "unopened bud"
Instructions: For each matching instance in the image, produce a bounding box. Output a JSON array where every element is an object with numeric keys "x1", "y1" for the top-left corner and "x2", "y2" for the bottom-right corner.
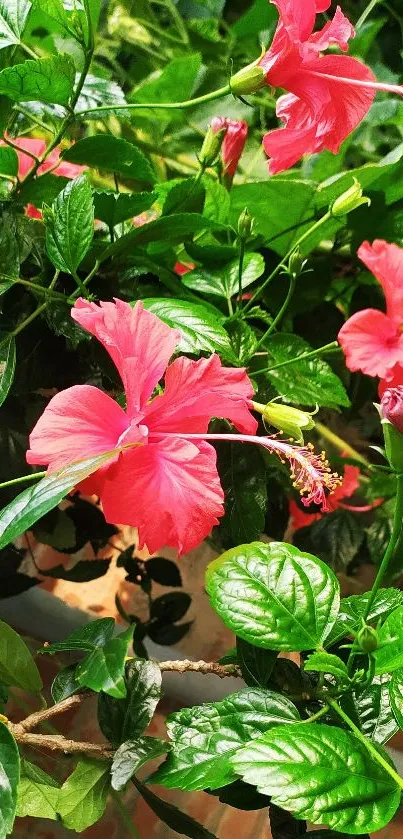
[
  {"x1": 199, "y1": 126, "x2": 225, "y2": 168},
  {"x1": 381, "y1": 385, "x2": 403, "y2": 433},
  {"x1": 230, "y1": 60, "x2": 266, "y2": 95},
  {"x1": 331, "y1": 179, "x2": 371, "y2": 217},
  {"x1": 288, "y1": 249, "x2": 307, "y2": 278},
  {"x1": 382, "y1": 418, "x2": 403, "y2": 473},
  {"x1": 252, "y1": 400, "x2": 315, "y2": 444},
  {"x1": 237, "y1": 208, "x2": 254, "y2": 241},
  {"x1": 42, "y1": 204, "x2": 54, "y2": 224},
  {"x1": 357, "y1": 624, "x2": 378, "y2": 653}
]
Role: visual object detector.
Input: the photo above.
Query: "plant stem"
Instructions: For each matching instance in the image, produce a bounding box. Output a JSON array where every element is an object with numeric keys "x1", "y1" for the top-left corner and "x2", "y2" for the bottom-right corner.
[
  {"x1": 0, "y1": 472, "x2": 46, "y2": 491},
  {"x1": 315, "y1": 421, "x2": 369, "y2": 467},
  {"x1": 299, "y1": 706, "x2": 329, "y2": 724},
  {"x1": 328, "y1": 697, "x2": 403, "y2": 790},
  {"x1": 243, "y1": 211, "x2": 331, "y2": 313},
  {"x1": 252, "y1": 341, "x2": 340, "y2": 376},
  {"x1": 0, "y1": 270, "x2": 60, "y2": 349},
  {"x1": 74, "y1": 84, "x2": 232, "y2": 118},
  {"x1": 19, "y1": 41, "x2": 39, "y2": 59},
  {"x1": 110, "y1": 788, "x2": 141, "y2": 839},
  {"x1": 14, "y1": 278, "x2": 66, "y2": 300},
  {"x1": 356, "y1": 0, "x2": 380, "y2": 28},
  {"x1": 158, "y1": 659, "x2": 242, "y2": 678},
  {"x1": 237, "y1": 238, "x2": 245, "y2": 312},
  {"x1": 363, "y1": 472, "x2": 403, "y2": 621},
  {"x1": 254, "y1": 274, "x2": 296, "y2": 351}
]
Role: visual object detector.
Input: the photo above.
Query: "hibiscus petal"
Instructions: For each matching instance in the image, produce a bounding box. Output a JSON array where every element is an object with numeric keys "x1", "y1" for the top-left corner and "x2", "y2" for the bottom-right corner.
[
  {"x1": 308, "y1": 6, "x2": 354, "y2": 53},
  {"x1": 263, "y1": 95, "x2": 319, "y2": 173},
  {"x1": 26, "y1": 384, "x2": 128, "y2": 472},
  {"x1": 338, "y1": 308, "x2": 403, "y2": 378},
  {"x1": 358, "y1": 240, "x2": 403, "y2": 324},
  {"x1": 379, "y1": 363, "x2": 403, "y2": 397},
  {"x1": 289, "y1": 499, "x2": 321, "y2": 531},
  {"x1": 333, "y1": 464, "x2": 360, "y2": 502},
  {"x1": 144, "y1": 354, "x2": 257, "y2": 435},
  {"x1": 101, "y1": 438, "x2": 224, "y2": 555},
  {"x1": 71, "y1": 299, "x2": 180, "y2": 417}
]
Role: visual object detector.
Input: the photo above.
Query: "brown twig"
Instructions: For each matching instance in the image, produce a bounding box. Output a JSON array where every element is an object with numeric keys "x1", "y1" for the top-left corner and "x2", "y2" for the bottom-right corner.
[
  {"x1": 9, "y1": 727, "x2": 113, "y2": 759},
  {"x1": 15, "y1": 693, "x2": 88, "y2": 732},
  {"x1": 158, "y1": 659, "x2": 242, "y2": 678}
]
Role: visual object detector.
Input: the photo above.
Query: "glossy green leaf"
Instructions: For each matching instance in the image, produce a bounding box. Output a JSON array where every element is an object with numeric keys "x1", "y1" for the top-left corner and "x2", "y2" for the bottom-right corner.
[
  {"x1": 129, "y1": 53, "x2": 202, "y2": 121},
  {"x1": 111, "y1": 736, "x2": 169, "y2": 790},
  {"x1": 76, "y1": 73, "x2": 127, "y2": 117},
  {"x1": 0, "y1": 620, "x2": 42, "y2": 692},
  {"x1": 0, "y1": 339, "x2": 15, "y2": 408},
  {"x1": 143, "y1": 298, "x2": 233, "y2": 357},
  {"x1": 182, "y1": 253, "x2": 264, "y2": 299},
  {"x1": 206, "y1": 541, "x2": 340, "y2": 650},
  {"x1": 327, "y1": 589, "x2": 403, "y2": 646},
  {"x1": 151, "y1": 688, "x2": 300, "y2": 791},
  {"x1": 51, "y1": 664, "x2": 81, "y2": 703},
  {"x1": 232, "y1": 723, "x2": 400, "y2": 834},
  {"x1": 0, "y1": 55, "x2": 75, "y2": 105},
  {"x1": 304, "y1": 651, "x2": 349, "y2": 682},
  {"x1": 0, "y1": 0, "x2": 32, "y2": 49},
  {"x1": 236, "y1": 638, "x2": 278, "y2": 688},
  {"x1": 294, "y1": 509, "x2": 364, "y2": 572},
  {"x1": 341, "y1": 677, "x2": 398, "y2": 746},
  {"x1": 100, "y1": 213, "x2": 225, "y2": 263},
  {"x1": 134, "y1": 776, "x2": 218, "y2": 839},
  {"x1": 63, "y1": 136, "x2": 155, "y2": 186},
  {"x1": 261, "y1": 333, "x2": 350, "y2": 409},
  {"x1": 218, "y1": 447, "x2": 268, "y2": 545},
  {"x1": 93, "y1": 190, "x2": 156, "y2": 228},
  {"x1": 57, "y1": 759, "x2": 110, "y2": 832},
  {"x1": 374, "y1": 605, "x2": 403, "y2": 674},
  {"x1": 0, "y1": 450, "x2": 120, "y2": 551},
  {"x1": 41, "y1": 617, "x2": 115, "y2": 654},
  {"x1": 98, "y1": 659, "x2": 162, "y2": 746},
  {"x1": 46, "y1": 174, "x2": 94, "y2": 274},
  {"x1": 389, "y1": 669, "x2": 403, "y2": 730},
  {"x1": 16, "y1": 761, "x2": 60, "y2": 821},
  {"x1": 0, "y1": 723, "x2": 19, "y2": 838},
  {"x1": 162, "y1": 178, "x2": 205, "y2": 216},
  {"x1": 75, "y1": 625, "x2": 134, "y2": 698},
  {"x1": 0, "y1": 148, "x2": 18, "y2": 177}
]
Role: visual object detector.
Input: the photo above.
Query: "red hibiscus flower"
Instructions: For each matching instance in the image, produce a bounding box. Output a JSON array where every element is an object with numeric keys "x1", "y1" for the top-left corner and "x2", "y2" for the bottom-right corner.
[
  {"x1": 259, "y1": 0, "x2": 402, "y2": 173},
  {"x1": 290, "y1": 464, "x2": 360, "y2": 530},
  {"x1": 210, "y1": 117, "x2": 248, "y2": 180},
  {"x1": 338, "y1": 240, "x2": 403, "y2": 379},
  {"x1": 26, "y1": 299, "x2": 341, "y2": 555}
]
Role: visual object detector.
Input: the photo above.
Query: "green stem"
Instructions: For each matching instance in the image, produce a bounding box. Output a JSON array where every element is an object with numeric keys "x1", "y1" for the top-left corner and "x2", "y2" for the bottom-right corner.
[
  {"x1": 4, "y1": 136, "x2": 40, "y2": 164},
  {"x1": 243, "y1": 211, "x2": 331, "y2": 314},
  {"x1": 315, "y1": 421, "x2": 369, "y2": 467},
  {"x1": 19, "y1": 41, "x2": 39, "y2": 59},
  {"x1": 110, "y1": 788, "x2": 141, "y2": 838},
  {"x1": 0, "y1": 472, "x2": 46, "y2": 491},
  {"x1": 299, "y1": 706, "x2": 329, "y2": 724},
  {"x1": 74, "y1": 84, "x2": 231, "y2": 118},
  {"x1": 363, "y1": 473, "x2": 403, "y2": 621},
  {"x1": 254, "y1": 274, "x2": 296, "y2": 350},
  {"x1": 356, "y1": 0, "x2": 380, "y2": 28},
  {"x1": 237, "y1": 238, "x2": 245, "y2": 312},
  {"x1": 72, "y1": 270, "x2": 88, "y2": 296},
  {"x1": 14, "y1": 278, "x2": 66, "y2": 301},
  {"x1": 252, "y1": 341, "x2": 340, "y2": 376},
  {"x1": 0, "y1": 270, "x2": 60, "y2": 349},
  {"x1": 328, "y1": 697, "x2": 403, "y2": 790}
]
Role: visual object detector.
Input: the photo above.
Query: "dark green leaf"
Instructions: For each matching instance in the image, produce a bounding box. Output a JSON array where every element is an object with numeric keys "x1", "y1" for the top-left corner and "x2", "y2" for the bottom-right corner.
[
  {"x1": 230, "y1": 181, "x2": 316, "y2": 256},
  {"x1": 150, "y1": 592, "x2": 190, "y2": 623},
  {"x1": 93, "y1": 190, "x2": 156, "y2": 228},
  {"x1": 206, "y1": 541, "x2": 340, "y2": 650},
  {"x1": 63, "y1": 136, "x2": 155, "y2": 187},
  {"x1": 76, "y1": 625, "x2": 133, "y2": 698},
  {"x1": 0, "y1": 339, "x2": 15, "y2": 408},
  {"x1": 0, "y1": 0, "x2": 32, "y2": 49},
  {"x1": 389, "y1": 669, "x2": 403, "y2": 730},
  {"x1": 226, "y1": 320, "x2": 258, "y2": 365},
  {"x1": 41, "y1": 617, "x2": 115, "y2": 654},
  {"x1": 133, "y1": 776, "x2": 218, "y2": 839},
  {"x1": 45, "y1": 174, "x2": 94, "y2": 274},
  {"x1": 236, "y1": 638, "x2": 278, "y2": 688},
  {"x1": 0, "y1": 55, "x2": 75, "y2": 105},
  {"x1": 304, "y1": 651, "x2": 349, "y2": 682},
  {"x1": 18, "y1": 173, "x2": 68, "y2": 211},
  {"x1": 0, "y1": 722, "x2": 19, "y2": 837},
  {"x1": 143, "y1": 298, "x2": 232, "y2": 357},
  {"x1": 232, "y1": 723, "x2": 400, "y2": 833},
  {"x1": 182, "y1": 253, "x2": 264, "y2": 300},
  {"x1": 51, "y1": 664, "x2": 81, "y2": 703},
  {"x1": 219, "y1": 447, "x2": 268, "y2": 546},
  {"x1": 99, "y1": 659, "x2": 162, "y2": 746},
  {"x1": 111, "y1": 736, "x2": 169, "y2": 790},
  {"x1": 40, "y1": 558, "x2": 111, "y2": 582},
  {"x1": 294, "y1": 509, "x2": 364, "y2": 572},
  {"x1": 203, "y1": 179, "x2": 230, "y2": 225},
  {"x1": 374, "y1": 605, "x2": 403, "y2": 674},
  {"x1": 100, "y1": 214, "x2": 225, "y2": 263},
  {"x1": 341, "y1": 676, "x2": 397, "y2": 745},
  {"x1": 327, "y1": 589, "x2": 403, "y2": 646},
  {"x1": 146, "y1": 557, "x2": 182, "y2": 587},
  {"x1": 147, "y1": 620, "x2": 192, "y2": 645},
  {"x1": 150, "y1": 688, "x2": 300, "y2": 791},
  {"x1": 0, "y1": 147, "x2": 17, "y2": 177},
  {"x1": 0, "y1": 619, "x2": 42, "y2": 692},
  {"x1": 208, "y1": 779, "x2": 270, "y2": 811},
  {"x1": 0, "y1": 450, "x2": 120, "y2": 551},
  {"x1": 57, "y1": 759, "x2": 110, "y2": 832},
  {"x1": 16, "y1": 760, "x2": 60, "y2": 821},
  {"x1": 261, "y1": 333, "x2": 350, "y2": 409},
  {"x1": 162, "y1": 178, "x2": 205, "y2": 216}
]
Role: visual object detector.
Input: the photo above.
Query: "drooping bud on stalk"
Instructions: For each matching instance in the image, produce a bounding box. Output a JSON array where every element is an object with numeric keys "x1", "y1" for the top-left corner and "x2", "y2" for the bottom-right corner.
[
  {"x1": 331, "y1": 178, "x2": 371, "y2": 217},
  {"x1": 380, "y1": 386, "x2": 403, "y2": 472},
  {"x1": 230, "y1": 59, "x2": 266, "y2": 95},
  {"x1": 357, "y1": 623, "x2": 378, "y2": 653},
  {"x1": 288, "y1": 248, "x2": 307, "y2": 279},
  {"x1": 210, "y1": 117, "x2": 248, "y2": 185},
  {"x1": 199, "y1": 125, "x2": 225, "y2": 169},
  {"x1": 252, "y1": 400, "x2": 315, "y2": 445}
]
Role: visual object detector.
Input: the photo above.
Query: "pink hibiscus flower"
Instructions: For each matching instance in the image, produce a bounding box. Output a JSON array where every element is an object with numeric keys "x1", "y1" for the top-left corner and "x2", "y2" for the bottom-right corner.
[
  {"x1": 338, "y1": 240, "x2": 403, "y2": 379},
  {"x1": 26, "y1": 299, "x2": 341, "y2": 555},
  {"x1": 259, "y1": 0, "x2": 403, "y2": 173},
  {"x1": 210, "y1": 117, "x2": 248, "y2": 180},
  {"x1": 3, "y1": 137, "x2": 86, "y2": 218}
]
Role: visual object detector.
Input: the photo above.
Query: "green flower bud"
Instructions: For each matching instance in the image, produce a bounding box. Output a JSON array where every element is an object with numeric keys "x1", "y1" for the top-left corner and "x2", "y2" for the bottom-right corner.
[
  {"x1": 288, "y1": 248, "x2": 307, "y2": 278},
  {"x1": 253, "y1": 400, "x2": 316, "y2": 444},
  {"x1": 237, "y1": 208, "x2": 255, "y2": 241},
  {"x1": 357, "y1": 624, "x2": 378, "y2": 653},
  {"x1": 199, "y1": 126, "x2": 225, "y2": 168},
  {"x1": 382, "y1": 417, "x2": 403, "y2": 473},
  {"x1": 331, "y1": 178, "x2": 371, "y2": 217},
  {"x1": 230, "y1": 61, "x2": 266, "y2": 95}
]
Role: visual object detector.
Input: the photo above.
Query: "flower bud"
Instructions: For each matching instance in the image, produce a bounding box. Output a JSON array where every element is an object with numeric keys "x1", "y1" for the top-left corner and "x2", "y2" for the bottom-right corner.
[
  {"x1": 210, "y1": 117, "x2": 248, "y2": 182},
  {"x1": 331, "y1": 179, "x2": 371, "y2": 217},
  {"x1": 357, "y1": 624, "x2": 378, "y2": 653},
  {"x1": 237, "y1": 208, "x2": 254, "y2": 241},
  {"x1": 230, "y1": 61, "x2": 266, "y2": 95},
  {"x1": 252, "y1": 400, "x2": 315, "y2": 444},
  {"x1": 199, "y1": 125, "x2": 225, "y2": 168},
  {"x1": 381, "y1": 385, "x2": 403, "y2": 433},
  {"x1": 288, "y1": 249, "x2": 306, "y2": 278},
  {"x1": 382, "y1": 418, "x2": 403, "y2": 473}
]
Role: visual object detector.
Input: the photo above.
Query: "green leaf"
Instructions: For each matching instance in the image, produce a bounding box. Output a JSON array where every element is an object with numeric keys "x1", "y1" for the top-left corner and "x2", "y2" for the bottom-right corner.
[
  {"x1": 218, "y1": 447, "x2": 268, "y2": 546},
  {"x1": 51, "y1": 664, "x2": 81, "y2": 703},
  {"x1": 100, "y1": 213, "x2": 225, "y2": 263},
  {"x1": 227, "y1": 320, "x2": 258, "y2": 365},
  {"x1": 142, "y1": 298, "x2": 233, "y2": 357},
  {"x1": 130, "y1": 53, "x2": 202, "y2": 122},
  {"x1": 208, "y1": 778, "x2": 270, "y2": 811},
  {"x1": 63, "y1": 136, "x2": 155, "y2": 187},
  {"x1": 389, "y1": 669, "x2": 403, "y2": 730},
  {"x1": 0, "y1": 450, "x2": 120, "y2": 551},
  {"x1": 0, "y1": 620, "x2": 42, "y2": 692},
  {"x1": 93, "y1": 190, "x2": 156, "y2": 228},
  {"x1": 57, "y1": 759, "x2": 110, "y2": 832},
  {"x1": 162, "y1": 178, "x2": 205, "y2": 216},
  {"x1": 304, "y1": 651, "x2": 349, "y2": 682},
  {"x1": 341, "y1": 677, "x2": 398, "y2": 746},
  {"x1": 232, "y1": 723, "x2": 400, "y2": 834},
  {"x1": 0, "y1": 148, "x2": 18, "y2": 178},
  {"x1": 111, "y1": 736, "x2": 169, "y2": 791},
  {"x1": 76, "y1": 73, "x2": 127, "y2": 117},
  {"x1": 134, "y1": 776, "x2": 218, "y2": 839},
  {"x1": 261, "y1": 333, "x2": 350, "y2": 409},
  {"x1": 236, "y1": 638, "x2": 278, "y2": 688},
  {"x1": 151, "y1": 688, "x2": 300, "y2": 791},
  {"x1": 0, "y1": 0, "x2": 32, "y2": 49},
  {"x1": 0, "y1": 339, "x2": 15, "y2": 408},
  {"x1": 327, "y1": 589, "x2": 403, "y2": 646},
  {"x1": 98, "y1": 659, "x2": 162, "y2": 746},
  {"x1": 18, "y1": 173, "x2": 68, "y2": 211},
  {"x1": 231, "y1": 0, "x2": 277, "y2": 36},
  {"x1": 0, "y1": 55, "x2": 75, "y2": 105},
  {"x1": 75, "y1": 625, "x2": 134, "y2": 698},
  {"x1": 203, "y1": 178, "x2": 230, "y2": 225},
  {"x1": 16, "y1": 761, "x2": 60, "y2": 821},
  {"x1": 294, "y1": 509, "x2": 364, "y2": 572},
  {"x1": 374, "y1": 605, "x2": 403, "y2": 674},
  {"x1": 182, "y1": 253, "x2": 264, "y2": 300},
  {"x1": 230, "y1": 181, "x2": 316, "y2": 256},
  {"x1": 206, "y1": 541, "x2": 340, "y2": 651},
  {"x1": 0, "y1": 723, "x2": 19, "y2": 838},
  {"x1": 41, "y1": 617, "x2": 115, "y2": 654},
  {"x1": 45, "y1": 174, "x2": 94, "y2": 274}
]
